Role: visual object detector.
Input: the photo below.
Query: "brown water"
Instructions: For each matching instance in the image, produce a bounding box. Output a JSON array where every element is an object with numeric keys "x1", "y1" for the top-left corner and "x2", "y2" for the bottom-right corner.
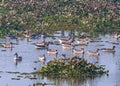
[{"x1": 0, "y1": 31, "x2": 120, "y2": 86}]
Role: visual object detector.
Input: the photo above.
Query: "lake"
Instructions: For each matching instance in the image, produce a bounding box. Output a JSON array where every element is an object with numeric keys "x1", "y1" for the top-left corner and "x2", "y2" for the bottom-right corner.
[{"x1": 0, "y1": 31, "x2": 120, "y2": 86}]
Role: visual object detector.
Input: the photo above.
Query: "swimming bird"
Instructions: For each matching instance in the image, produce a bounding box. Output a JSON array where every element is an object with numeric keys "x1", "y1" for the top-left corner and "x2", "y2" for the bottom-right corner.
[
  {"x1": 35, "y1": 40, "x2": 49, "y2": 49},
  {"x1": 101, "y1": 46, "x2": 115, "y2": 52},
  {"x1": 47, "y1": 49, "x2": 58, "y2": 55},
  {"x1": 59, "y1": 37, "x2": 73, "y2": 44},
  {"x1": 14, "y1": 53, "x2": 22, "y2": 61},
  {"x1": 35, "y1": 42, "x2": 45, "y2": 49},
  {"x1": 88, "y1": 48, "x2": 99, "y2": 56},
  {"x1": 39, "y1": 54, "x2": 46, "y2": 62},
  {"x1": 2, "y1": 42, "x2": 13, "y2": 48},
  {"x1": 62, "y1": 43, "x2": 74, "y2": 50},
  {"x1": 113, "y1": 33, "x2": 120, "y2": 39},
  {"x1": 76, "y1": 39, "x2": 88, "y2": 45},
  {"x1": 73, "y1": 48, "x2": 84, "y2": 54}
]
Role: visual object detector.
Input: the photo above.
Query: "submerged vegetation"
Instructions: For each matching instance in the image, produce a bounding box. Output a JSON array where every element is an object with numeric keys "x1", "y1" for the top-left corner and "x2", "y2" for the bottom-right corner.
[
  {"x1": 0, "y1": 0, "x2": 120, "y2": 37},
  {"x1": 37, "y1": 56, "x2": 108, "y2": 78}
]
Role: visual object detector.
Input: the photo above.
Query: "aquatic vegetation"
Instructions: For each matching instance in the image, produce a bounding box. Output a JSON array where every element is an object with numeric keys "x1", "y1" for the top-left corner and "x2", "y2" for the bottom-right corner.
[
  {"x1": 0, "y1": 0, "x2": 119, "y2": 37},
  {"x1": 38, "y1": 56, "x2": 108, "y2": 78}
]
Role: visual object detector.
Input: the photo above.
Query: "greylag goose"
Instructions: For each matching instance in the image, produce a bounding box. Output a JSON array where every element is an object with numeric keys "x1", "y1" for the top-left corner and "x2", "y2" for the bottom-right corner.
[
  {"x1": 35, "y1": 40, "x2": 49, "y2": 49},
  {"x1": 76, "y1": 39, "x2": 88, "y2": 45},
  {"x1": 73, "y1": 48, "x2": 84, "y2": 54},
  {"x1": 39, "y1": 54, "x2": 46, "y2": 62},
  {"x1": 59, "y1": 37, "x2": 73, "y2": 44},
  {"x1": 47, "y1": 49, "x2": 58, "y2": 55},
  {"x1": 101, "y1": 46, "x2": 115, "y2": 52},
  {"x1": 14, "y1": 53, "x2": 22, "y2": 61},
  {"x1": 62, "y1": 44, "x2": 74, "y2": 50},
  {"x1": 2, "y1": 42, "x2": 12, "y2": 48},
  {"x1": 88, "y1": 48, "x2": 99, "y2": 56},
  {"x1": 113, "y1": 33, "x2": 120, "y2": 39}
]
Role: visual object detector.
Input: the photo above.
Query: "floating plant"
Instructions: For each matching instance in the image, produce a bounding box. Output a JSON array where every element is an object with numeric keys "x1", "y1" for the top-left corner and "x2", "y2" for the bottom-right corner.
[{"x1": 33, "y1": 56, "x2": 109, "y2": 78}]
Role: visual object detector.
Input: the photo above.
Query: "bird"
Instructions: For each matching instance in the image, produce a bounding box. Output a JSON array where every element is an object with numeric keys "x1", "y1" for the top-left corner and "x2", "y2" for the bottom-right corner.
[
  {"x1": 47, "y1": 49, "x2": 58, "y2": 55},
  {"x1": 76, "y1": 39, "x2": 88, "y2": 45},
  {"x1": 113, "y1": 33, "x2": 120, "y2": 39},
  {"x1": 2, "y1": 42, "x2": 13, "y2": 48},
  {"x1": 39, "y1": 54, "x2": 46, "y2": 62},
  {"x1": 73, "y1": 48, "x2": 84, "y2": 54},
  {"x1": 101, "y1": 46, "x2": 115, "y2": 52},
  {"x1": 59, "y1": 37, "x2": 73, "y2": 44},
  {"x1": 35, "y1": 39, "x2": 45, "y2": 47},
  {"x1": 62, "y1": 43, "x2": 74, "y2": 50},
  {"x1": 88, "y1": 48, "x2": 99, "y2": 56},
  {"x1": 14, "y1": 53, "x2": 22, "y2": 61},
  {"x1": 35, "y1": 40, "x2": 49, "y2": 49}
]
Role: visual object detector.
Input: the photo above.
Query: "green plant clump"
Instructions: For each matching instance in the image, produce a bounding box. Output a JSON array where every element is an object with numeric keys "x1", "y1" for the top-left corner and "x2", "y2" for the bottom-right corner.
[
  {"x1": 39, "y1": 56, "x2": 108, "y2": 78},
  {"x1": 0, "y1": 0, "x2": 120, "y2": 37}
]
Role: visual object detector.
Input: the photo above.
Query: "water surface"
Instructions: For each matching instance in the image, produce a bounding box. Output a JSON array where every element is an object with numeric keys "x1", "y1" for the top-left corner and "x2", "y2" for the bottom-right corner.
[{"x1": 0, "y1": 31, "x2": 120, "y2": 86}]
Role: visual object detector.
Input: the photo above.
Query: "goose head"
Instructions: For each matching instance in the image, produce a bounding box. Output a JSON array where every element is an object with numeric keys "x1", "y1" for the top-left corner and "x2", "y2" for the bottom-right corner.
[
  {"x1": 14, "y1": 52, "x2": 18, "y2": 57},
  {"x1": 96, "y1": 48, "x2": 99, "y2": 52},
  {"x1": 113, "y1": 46, "x2": 116, "y2": 49}
]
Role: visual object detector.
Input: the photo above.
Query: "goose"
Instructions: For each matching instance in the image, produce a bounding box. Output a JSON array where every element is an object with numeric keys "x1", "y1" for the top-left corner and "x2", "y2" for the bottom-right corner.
[
  {"x1": 88, "y1": 48, "x2": 99, "y2": 56},
  {"x1": 76, "y1": 39, "x2": 88, "y2": 45},
  {"x1": 35, "y1": 42, "x2": 45, "y2": 49},
  {"x1": 23, "y1": 30, "x2": 30, "y2": 38},
  {"x1": 62, "y1": 44, "x2": 74, "y2": 49},
  {"x1": 36, "y1": 42, "x2": 45, "y2": 46},
  {"x1": 113, "y1": 33, "x2": 120, "y2": 39},
  {"x1": 14, "y1": 53, "x2": 22, "y2": 61},
  {"x1": 47, "y1": 49, "x2": 58, "y2": 55},
  {"x1": 24, "y1": 34, "x2": 30, "y2": 38},
  {"x1": 73, "y1": 48, "x2": 84, "y2": 54},
  {"x1": 35, "y1": 40, "x2": 49, "y2": 49},
  {"x1": 39, "y1": 54, "x2": 46, "y2": 62},
  {"x1": 2, "y1": 42, "x2": 13, "y2": 48},
  {"x1": 59, "y1": 38, "x2": 68, "y2": 43},
  {"x1": 59, "y1": 37, "x2": 73, "y2": 44},
  {"x1": 101, "y1": 46, "x2": 115, "y2": 52},
  {"x1": 35, "y1": 39, "x2": 45, "y2": 46}
]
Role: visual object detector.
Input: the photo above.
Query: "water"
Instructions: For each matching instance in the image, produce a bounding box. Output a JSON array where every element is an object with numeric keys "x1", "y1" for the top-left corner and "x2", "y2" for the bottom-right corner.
[{"x1": 0, "y1": 31, "x2": 120, "y2": 86}]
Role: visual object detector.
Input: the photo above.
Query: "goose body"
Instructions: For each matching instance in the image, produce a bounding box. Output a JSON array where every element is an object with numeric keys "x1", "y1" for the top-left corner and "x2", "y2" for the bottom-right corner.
[
  {"x1": 59, "y1": 37, "x2": 73, "y2": 44},
  {"x1": 36, "y1": 42, "x2": 45, "y2": 46},
  {"x1": 24, "y1": 34, "x2": 30, "y2": 38},
  {"x1": 62, "y1": 44, "x2": 74, "y2": 49},
  {"x1": 35, "y1": 40, "x2": 48, "y2": 49},
  {"x1": 113, "y1": 33, "x2": 120, "y2": 39},
  {"x1": 35, "y1": 42, "x2": 46, "y2": 48},
  {"x1": 76, "y1": 39, "x2": 88, "y2": 45},
  {"x1": 73, "y1": 48, "x2": 84, "y2": 54},
  {"x1": 101, "y1": 46, "x2": 115, "y2": 52},
  {"x1": 2, "y1": 42, "x2": 12, "y2": 48},
  {"x1": 39, "y1": 54, "x2": 46, "y2": 62},
  {"x1": 88, "y1": 49, "x2": 99, "y2": 56},
  {"x1": 47, "y1": 49, "x2": 58, "y2": 55},
  {"x1": 14, "y1": 53, "x2": 22, "y2": 61}
]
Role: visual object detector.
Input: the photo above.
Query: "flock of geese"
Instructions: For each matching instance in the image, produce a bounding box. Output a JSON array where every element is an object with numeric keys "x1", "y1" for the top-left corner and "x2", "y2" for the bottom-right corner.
[
  {"x1": 0, "y1": 32, "x2": 119, "y2": 64},
  {"x1": 36, "y1": 32, "x2": 118, "y2": 63}
]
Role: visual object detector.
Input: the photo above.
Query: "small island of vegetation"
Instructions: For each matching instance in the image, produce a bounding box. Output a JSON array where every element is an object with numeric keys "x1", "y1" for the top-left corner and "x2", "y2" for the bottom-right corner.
[{"x1": 33, "y1": 56, "x2": 108, "y2": 78}]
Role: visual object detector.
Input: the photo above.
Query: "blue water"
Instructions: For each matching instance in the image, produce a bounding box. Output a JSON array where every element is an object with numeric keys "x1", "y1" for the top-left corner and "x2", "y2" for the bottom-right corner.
[{"x1": 0, "y1": 31, "x2": 120, "y2": 86}]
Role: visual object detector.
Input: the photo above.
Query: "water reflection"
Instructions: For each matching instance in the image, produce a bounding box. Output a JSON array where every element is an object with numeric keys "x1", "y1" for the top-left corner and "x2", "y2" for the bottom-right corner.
[
  {"x1": 46, "y1": 76, "x2": 98, "y2": 86},
  {"x1": 14, "y1": 59, "x2": 22, "y2": 67}
]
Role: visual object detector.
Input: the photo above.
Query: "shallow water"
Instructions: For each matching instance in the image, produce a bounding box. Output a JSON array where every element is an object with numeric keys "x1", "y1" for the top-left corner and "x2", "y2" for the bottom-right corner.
[{"x1": 0, "y1": 31, "x2": 120, "y2": 86}]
